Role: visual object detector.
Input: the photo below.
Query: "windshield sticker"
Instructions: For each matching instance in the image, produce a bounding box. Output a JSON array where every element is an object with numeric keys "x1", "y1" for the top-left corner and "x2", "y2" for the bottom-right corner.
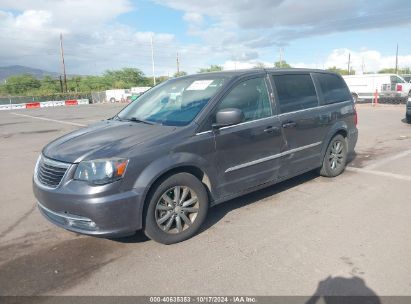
[{"x1": 186, "y1": 80, "x2": 214, "y2": 91}]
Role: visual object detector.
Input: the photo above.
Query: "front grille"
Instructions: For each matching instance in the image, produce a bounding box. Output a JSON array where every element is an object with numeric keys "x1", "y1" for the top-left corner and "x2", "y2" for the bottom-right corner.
[{"x1": 36, "y1": 156, "x2": 70, "y2": 188}]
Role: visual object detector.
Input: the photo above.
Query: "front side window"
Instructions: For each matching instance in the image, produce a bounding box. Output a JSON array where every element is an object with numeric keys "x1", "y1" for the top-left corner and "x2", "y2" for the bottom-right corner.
[
  {"x1": 215, "y1": 77, "x2": 271, "y2": 123},
  {"x1": 390, "y1": 75, "x2": 405, "y2": 84},
  {"x1": 272, "y1": 74, "x2": 318, "y2": 114},
  {"x1": 118, "y1": 76, "x2": 229, "y2": 126},
  {"x1": 316, "y1": 73, "x2": 351, "y2": 104}
]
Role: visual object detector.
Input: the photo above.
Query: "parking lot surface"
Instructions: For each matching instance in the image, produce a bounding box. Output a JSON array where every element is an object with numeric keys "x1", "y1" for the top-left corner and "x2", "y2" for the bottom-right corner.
[{"x1": 0, "y1": 103, "x2": 410, "y2": 296}]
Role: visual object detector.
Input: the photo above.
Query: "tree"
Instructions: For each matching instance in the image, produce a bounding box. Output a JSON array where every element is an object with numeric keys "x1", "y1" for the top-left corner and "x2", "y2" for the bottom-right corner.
[
  {"x1": 174, "y1": 71, "x2": 187, "y2": 77},
  {"x1": 0, "y1": 67, "x2": 153, "y2": 96},
  {"x1": 254, "y1": 62, "x2": 267, "y2": 69},
  {"x1": 326, "y1": 66, "x2": 355, "y2": 75},
  {"x1": 3, "y1": 74, "x2": 41, "y2": 94},
  {"x1": 378, "y1": 68, "x2": 396, "y2": 74},
  {"x1": 38, "y1": 75, "x2": 61, "y2": 94},
  {"x1": 103, "y1": 68, "x2": 149, "y2": 88},
  {"x1": 274, "y1": 60, "x2": 292, "y2": 68},
  {"x1": 198, "y1": 65, "x2": 223, "y2": 73},
  {"x1": 378, "y1": 67, "x2": 411, "y2": 74}
]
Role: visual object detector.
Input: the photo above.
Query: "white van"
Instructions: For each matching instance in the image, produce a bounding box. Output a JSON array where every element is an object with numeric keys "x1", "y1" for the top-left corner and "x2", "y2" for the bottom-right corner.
[
  {"x1": 343, "y1": 74, "x2": 411, "y2": 102},
  {"x1": 105, "y1": 89, "x2": 131, "y2": 103}
]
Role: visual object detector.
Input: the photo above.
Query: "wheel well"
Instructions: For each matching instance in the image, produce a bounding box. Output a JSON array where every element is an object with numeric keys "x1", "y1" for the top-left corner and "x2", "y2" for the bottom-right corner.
[
  {"x1": 142, "y1": 166, "x2": 212, "y2": 221},
  {"x1": 335, "y1": 129, "x2": 347, "y2": 138}
]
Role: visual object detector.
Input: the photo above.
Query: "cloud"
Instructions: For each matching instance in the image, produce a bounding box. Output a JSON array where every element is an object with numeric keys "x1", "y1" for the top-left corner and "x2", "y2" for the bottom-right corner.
[
  {"x1": 183, "y1": 12, "x2": 203, "y2": 25},
  {"x1": 157, "y1": 0, "x2": 411, "y2": 47},
  {"x1": 0, "y1": 0, "x2": 179, "y2": 75},
  {"x1": 1, "y1": 0, "x2": 411, "y2": 76},
  {"x1": 293, "y1": 48, "x2": 411, "y2": 73}
]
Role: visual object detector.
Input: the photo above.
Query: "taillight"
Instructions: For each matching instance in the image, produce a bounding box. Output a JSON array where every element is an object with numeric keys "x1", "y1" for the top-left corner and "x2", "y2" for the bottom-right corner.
[{"x1": 397, "y1": 84, "x2": 403, "y2": 92}]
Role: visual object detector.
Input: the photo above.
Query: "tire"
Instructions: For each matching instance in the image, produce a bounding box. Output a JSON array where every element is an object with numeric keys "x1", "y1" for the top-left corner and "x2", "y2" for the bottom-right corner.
[
  {"x1": 144, "y1": 173, "x2": 208, "y2": 244},
  {"x1": 109, "y1": 97, "x2": 116, "y2": 103},
  {"x1": 319, "y1": 134, "x2": 348, "y2": 177},
  {"x1": 406, "y1": 114, "x2": 411, "y2": 124}
]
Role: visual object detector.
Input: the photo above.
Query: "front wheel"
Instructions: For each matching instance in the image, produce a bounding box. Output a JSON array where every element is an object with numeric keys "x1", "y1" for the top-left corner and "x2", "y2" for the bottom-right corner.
[
  {"x1": 144, "y1": 173, "x2": 208, "y2": 244},
  {"x1": 319, "y1": 135, "x2": 348, "y2": 177}
]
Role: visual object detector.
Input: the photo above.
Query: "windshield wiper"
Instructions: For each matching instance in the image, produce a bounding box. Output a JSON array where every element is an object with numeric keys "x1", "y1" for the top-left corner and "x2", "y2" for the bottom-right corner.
[{"x1": 127, "y1": 117, "x2": 154, "y2": 125}]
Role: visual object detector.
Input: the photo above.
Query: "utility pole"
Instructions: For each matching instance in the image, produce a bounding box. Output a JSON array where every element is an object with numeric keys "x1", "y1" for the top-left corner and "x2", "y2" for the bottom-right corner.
[
  {"x1": 59, "y1": 75, "x2": 64, "y2": 93},
  {"x1": 347, "y1": 53, "x2": 351, "y2": 75},
  {"x1": 59, "y1": 33, "x2": 68, "y2": 92},
  {"x1": 395, "y1": 43, "x2": 399, "y2": 75},
  {"x1": 150, "y1": 35, "x2": 156, "y2": 86},
  {"x1": 176, "y1": 52, "x2": 180, "y2": 75}
]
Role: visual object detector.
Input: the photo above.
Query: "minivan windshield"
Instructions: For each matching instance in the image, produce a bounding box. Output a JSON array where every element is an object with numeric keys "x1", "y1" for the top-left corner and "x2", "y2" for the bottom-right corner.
[{"x1": 117, "y1": 76, "x2": 229, "y2": 126}]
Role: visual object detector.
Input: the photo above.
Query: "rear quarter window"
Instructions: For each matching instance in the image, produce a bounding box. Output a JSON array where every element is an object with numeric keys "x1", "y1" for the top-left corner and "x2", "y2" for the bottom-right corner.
[
  {"x1": 315, "y1": 73, "x2": 352, "y2": 105},
  {"x1": 272, "y1": 74, "x2": 318, "y2": 114}
]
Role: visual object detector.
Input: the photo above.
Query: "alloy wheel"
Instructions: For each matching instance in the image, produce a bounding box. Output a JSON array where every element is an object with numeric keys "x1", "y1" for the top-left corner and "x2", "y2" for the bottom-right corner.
[
  {"x1": 155, "y1": 186, "x2": 199, "y2": 234},
  {"x1": 328, "y1": 140, "x2": 344, "y2": 171}
]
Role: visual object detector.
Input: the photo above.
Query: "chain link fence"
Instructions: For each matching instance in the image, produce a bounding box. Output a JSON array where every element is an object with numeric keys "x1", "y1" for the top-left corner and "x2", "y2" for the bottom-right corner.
[
  {"x1": 90, "y1": 91, "x2": 107, "y2": 104},
  {"x1": 0, "y1": 92, "x2": 92, "y2": 105}
]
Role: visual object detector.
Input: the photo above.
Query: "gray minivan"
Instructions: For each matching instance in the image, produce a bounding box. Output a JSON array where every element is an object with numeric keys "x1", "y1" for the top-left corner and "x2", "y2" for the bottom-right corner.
[{"x1": 33, "y1": 69, "x2": 358, "y2": 244}]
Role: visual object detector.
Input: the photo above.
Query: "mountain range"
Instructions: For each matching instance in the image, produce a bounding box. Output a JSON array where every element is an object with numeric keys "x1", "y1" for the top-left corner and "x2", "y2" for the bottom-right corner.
[{"x1": 0, "y1": 65, "x2": 61, "y2": 83}]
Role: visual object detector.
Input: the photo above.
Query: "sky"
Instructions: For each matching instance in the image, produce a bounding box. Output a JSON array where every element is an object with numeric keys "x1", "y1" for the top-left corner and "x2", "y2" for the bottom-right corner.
[{"x1": 1, "y1": 0, "x2": 411, "y2": 77}]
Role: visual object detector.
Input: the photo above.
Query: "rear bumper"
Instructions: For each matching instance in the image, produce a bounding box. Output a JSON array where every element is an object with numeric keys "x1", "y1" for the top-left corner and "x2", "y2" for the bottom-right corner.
[
  {"x1": 33, "y1": 178, "x2": 144, "y2": 237},
  {"x1": 347, "y1": 128, "x2": 358, "y2": 154}
]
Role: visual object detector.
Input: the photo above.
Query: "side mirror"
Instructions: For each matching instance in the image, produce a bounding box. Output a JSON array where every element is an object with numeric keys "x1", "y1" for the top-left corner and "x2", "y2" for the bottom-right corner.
[{"x1": 212, "y1": 108, "x2": 244, "y2": 129}]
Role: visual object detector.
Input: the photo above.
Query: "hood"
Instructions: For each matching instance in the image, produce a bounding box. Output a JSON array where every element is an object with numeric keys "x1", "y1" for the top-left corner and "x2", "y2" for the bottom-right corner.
[{"x1": 42, "y1": 120, "x2": 176, "y2": 163}]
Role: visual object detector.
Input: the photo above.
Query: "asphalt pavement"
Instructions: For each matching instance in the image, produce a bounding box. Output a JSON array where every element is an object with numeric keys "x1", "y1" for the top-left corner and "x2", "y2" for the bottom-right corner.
[{"x1": 0, "y1": 103, "x2": 410, "y2": 297}]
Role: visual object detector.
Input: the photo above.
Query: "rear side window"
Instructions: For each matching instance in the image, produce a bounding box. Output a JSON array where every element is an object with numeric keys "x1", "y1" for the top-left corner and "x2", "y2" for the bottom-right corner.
[
  {"x1": 316, "y1": 73, "x2": 352, "y2": 104},
  {"x1": 272, "y1": 74, "x2": 318, "y2": 114}
]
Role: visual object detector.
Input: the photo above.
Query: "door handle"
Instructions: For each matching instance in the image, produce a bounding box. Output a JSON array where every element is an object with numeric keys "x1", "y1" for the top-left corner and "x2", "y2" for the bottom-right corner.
[
  {"x1": 282, "y1": 122, "x2": 297, "y2": 128},
  {"x1": 264, "y1": 126, "x2": 280, "y2": 133}
]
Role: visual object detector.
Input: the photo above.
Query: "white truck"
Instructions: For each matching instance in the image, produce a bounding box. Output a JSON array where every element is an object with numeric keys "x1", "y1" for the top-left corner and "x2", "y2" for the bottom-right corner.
[
  {"x1": 343, "y1": 74, "x2": 411, "y2": 103},
  {"x1": 105, "y1": 89, "x2": 131, "y2": 103},
  {"x1": 105, "y1": 87, "x2": 151, "y2": 103}
]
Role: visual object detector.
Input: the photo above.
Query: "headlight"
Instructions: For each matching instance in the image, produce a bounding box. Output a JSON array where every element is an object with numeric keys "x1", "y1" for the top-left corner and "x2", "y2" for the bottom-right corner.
[{"x1": 74, "y1": 158, "x2": 129, "y2": 185}]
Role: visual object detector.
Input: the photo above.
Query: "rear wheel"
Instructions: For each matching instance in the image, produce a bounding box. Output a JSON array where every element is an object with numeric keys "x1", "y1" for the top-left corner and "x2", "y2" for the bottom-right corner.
[
  {"x1": 319, "y1": 135, "x2": 347, "y2": 177},
  {"x1": 144, "y1": 173, "x2": 208, "y2": 244}
]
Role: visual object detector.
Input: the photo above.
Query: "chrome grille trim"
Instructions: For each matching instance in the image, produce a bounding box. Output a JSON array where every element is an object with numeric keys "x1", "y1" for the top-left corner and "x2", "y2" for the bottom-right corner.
[{"x1": 36, "y1": 155, "x2": 71, "y2": 188}]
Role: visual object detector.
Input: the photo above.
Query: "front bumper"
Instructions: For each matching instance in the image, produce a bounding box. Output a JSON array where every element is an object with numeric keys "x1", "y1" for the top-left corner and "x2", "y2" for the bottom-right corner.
[{"x1": 33, "y1": 176, "x2": 144, "y2": 237}]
